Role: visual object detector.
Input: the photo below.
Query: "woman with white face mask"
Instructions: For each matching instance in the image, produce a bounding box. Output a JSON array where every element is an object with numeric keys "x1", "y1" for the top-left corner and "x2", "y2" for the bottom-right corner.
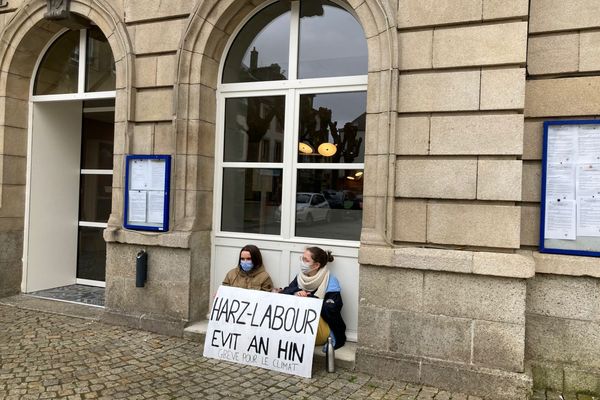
[
  {"x1": 222, "y1": 244, "x2": 273, "y2": 291},
  {"x1": 280, "y1": 247, "x2": 346, "y2": 350}
]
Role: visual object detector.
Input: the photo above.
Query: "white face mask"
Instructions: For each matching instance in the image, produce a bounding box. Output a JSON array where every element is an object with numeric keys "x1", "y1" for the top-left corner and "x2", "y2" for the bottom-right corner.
[{"x1": 300, "y1": 257, "x2": 313, "y2": 274}]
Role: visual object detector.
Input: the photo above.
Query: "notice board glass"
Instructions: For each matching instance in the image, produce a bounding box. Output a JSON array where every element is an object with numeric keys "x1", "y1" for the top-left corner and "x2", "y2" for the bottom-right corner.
[
  {"x1": 124, "y1": 155, "x2": 171, "y2": 232},
  {"x1": 540, "y1": 120, "x2": 600, "y2": 257}
]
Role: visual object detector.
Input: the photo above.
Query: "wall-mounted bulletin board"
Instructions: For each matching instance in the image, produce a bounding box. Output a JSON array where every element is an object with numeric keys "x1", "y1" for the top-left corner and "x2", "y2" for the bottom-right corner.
[
  {"x1": 540, "y1": 120, "x2": 600, "y2": 257},
  {"x1": 124, "y1": 155, "x2": 171, "y2": 232}
]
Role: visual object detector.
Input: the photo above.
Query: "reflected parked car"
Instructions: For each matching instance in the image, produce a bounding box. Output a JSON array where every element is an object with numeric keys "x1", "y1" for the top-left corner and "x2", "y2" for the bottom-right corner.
[
  {"x1": 322, "y1": 190, "x2": 363, "y2": 221},
  {"x1": 275, "y1": 192, "x2": 331, "y2": 224},
  {"x1": 296, "y1": 192, "x2": 330, "y2": 224}
]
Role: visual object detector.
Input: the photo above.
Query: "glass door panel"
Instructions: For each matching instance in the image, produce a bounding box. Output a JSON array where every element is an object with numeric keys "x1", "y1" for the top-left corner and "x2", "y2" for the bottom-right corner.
[
  {"x1": 76, "y1": 106, "x2": 114, "y2": 284},
  {"x1": 78, "y1": 174, "x2": 112, "y2": 222},
  {"x1": 297, "y1": 91, "x2": 366, "y2": 163},
  {"x1": 295, "y1": 168, "x2": 363, "y2": 240},
  {"x1": 221, "y1": 168, "x2": 283, "y2": 235},
  {"x1": 224, "y1": 96, "x2": 286, "y2": 162},
  {"x1": 76, "y1": 226, "x2": 107, "y2": 281}
]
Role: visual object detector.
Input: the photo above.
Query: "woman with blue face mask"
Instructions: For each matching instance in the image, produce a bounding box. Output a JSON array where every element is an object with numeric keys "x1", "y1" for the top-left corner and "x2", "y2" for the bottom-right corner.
[
  {"x1": 222, "y1": 244, "x2": 273, "y2": 291},
  {"x1": 280, "y1": 247, "x2": 346, "y2": 350}
]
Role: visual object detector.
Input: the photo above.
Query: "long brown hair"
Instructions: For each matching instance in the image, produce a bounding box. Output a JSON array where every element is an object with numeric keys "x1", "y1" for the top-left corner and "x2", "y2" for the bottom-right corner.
[{"x1": 239, "y1": 244, "x2": 263, "y2": 269}]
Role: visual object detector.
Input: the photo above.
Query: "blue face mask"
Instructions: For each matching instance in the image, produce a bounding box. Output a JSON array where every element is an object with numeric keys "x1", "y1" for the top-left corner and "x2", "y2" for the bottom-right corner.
[{"x1": 240, "y1": 260, "x2": 253, "y2": 272}]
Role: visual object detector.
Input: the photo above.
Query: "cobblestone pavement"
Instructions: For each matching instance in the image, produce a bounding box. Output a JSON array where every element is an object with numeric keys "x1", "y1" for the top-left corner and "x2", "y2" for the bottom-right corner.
[{"x1": 0, "y1": 302, "x2": 582, "y2": 400}]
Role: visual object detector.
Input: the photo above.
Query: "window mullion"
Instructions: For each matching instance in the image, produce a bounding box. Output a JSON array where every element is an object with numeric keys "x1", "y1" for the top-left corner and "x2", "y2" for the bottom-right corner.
[
  {"x1": 288, "y1": 1, "x2": 300, "y2": 81},
  {"x1": 78, "y1": 29, "x2": 87, "y2": 94},
  {"x1": 280, "y1": 89, "x2": 298, "y2": 239},
  {"x1": 213, "y1": 95, "x2": 226, "y2": 235}
]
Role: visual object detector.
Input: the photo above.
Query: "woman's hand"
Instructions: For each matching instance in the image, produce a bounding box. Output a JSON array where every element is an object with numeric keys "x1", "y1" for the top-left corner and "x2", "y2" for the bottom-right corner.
[{"x1": 295, "y1": 290, "x2": 310, "y2": 297}]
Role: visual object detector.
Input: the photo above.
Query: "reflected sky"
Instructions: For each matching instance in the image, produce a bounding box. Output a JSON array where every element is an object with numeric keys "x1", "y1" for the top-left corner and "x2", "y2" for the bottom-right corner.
[
  {"x1": 224, "y1": 0, "x2": 367, "y2": 83},
  {"x1": 298, "y1": 2, "x2": 368, "y2": 78},
  {"x1": 308, "y1": 92, "x2": 366, "y2": 125}
]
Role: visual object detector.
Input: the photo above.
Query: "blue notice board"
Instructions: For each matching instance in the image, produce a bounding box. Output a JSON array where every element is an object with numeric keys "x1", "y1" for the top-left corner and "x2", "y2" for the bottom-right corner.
[
  {"x1": 124, "y1": 155, "x2": 171, "y2": 232},
  {"x1": 540, "y1": 120, "x2": 600, "y2": 257}
]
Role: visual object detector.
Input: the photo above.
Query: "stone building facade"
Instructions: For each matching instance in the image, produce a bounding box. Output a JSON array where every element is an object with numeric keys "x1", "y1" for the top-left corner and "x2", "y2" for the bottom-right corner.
[{"x1": 0, "y1": 0, "x2": 599, "y2": 398}]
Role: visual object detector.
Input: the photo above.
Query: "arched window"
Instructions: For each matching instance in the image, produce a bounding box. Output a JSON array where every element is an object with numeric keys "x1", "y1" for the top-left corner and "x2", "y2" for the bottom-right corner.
[
  {"x1": 34, "y1": 26, "x2": 116, "y2": 95},
  {"x1": 217, "y1": 0, "x2": 367, "y2": 242}
]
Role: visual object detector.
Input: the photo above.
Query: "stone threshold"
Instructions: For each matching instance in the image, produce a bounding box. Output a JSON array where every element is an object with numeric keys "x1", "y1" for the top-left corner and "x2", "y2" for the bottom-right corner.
[
  {"x1": 0, "y1": 294, "x2": 105, "y2": 321},
  {"x1": 183, "y1": 320, "x2": 357, "y2": 371}
]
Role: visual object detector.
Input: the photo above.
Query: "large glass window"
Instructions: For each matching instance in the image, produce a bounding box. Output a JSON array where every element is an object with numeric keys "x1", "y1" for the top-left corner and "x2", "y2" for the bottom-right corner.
[
  {"x1": 219, "y1": 0, "x2": 367, "y2": 242},
  {"x1": 34, "y1": 27, "x2": 115, "y2": 96}
]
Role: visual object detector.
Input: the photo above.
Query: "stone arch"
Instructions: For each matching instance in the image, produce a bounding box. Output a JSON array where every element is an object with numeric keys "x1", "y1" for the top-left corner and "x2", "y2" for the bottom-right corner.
[
  {"x1": 0, "y1": 0, "x2": 134, "y2": 297},
  {"x1": 174, "y1": 0, "x2": 398, "y2": 244}
]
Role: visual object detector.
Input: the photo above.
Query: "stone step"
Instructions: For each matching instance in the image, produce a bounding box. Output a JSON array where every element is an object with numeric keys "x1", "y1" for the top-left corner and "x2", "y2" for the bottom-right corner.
[{"x1": 183, "y1": 320, "x2": 356, "y2": 371}]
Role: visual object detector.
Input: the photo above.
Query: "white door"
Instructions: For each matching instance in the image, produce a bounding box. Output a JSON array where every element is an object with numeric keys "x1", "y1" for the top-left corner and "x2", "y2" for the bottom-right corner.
[{"x1": 25, "y1": 101, "x2": 82, "y2": 292}]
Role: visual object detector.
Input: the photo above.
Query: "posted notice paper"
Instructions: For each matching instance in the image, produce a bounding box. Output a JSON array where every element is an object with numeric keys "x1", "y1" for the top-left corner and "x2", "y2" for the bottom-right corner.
[
  {"x1": 147, "y1": 191, "x2": 165, "y2": 224},
  {"x1": 547, "y1": 163, "x2": 576, "y2": 201},
  {"x1": 577, "y1": 197, "x2": 600, "y2": 237},
  {"x1": 547, "y1": 125, "x2": 577, "y2": 164},
  {"x1": 545, "y1": 200, "x2": 576, "y2": 240},
  {"x1": 128, "y1": 191, "x2": 147, "y2": 222},
  {"x1": 203, "y1": 286, "x2": 323, "y2": 378}
]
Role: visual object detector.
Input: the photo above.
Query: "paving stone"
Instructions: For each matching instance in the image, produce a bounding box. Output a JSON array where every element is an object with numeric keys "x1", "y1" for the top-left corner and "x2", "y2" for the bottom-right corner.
[{"x1": 0, "y1": 304, "x2": 529, "y2": 399}]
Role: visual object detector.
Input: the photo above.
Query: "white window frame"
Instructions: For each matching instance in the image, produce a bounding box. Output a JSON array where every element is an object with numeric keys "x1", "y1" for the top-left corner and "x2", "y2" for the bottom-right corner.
[{"x1": 213, "y1": 0, "x2": 367, "y2": 248}]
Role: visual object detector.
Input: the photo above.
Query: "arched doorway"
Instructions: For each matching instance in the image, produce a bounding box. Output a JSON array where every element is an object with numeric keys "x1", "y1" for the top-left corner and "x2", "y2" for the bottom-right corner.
[
  {"x1": 212, "y1": 0, "x2": 368, "y2": 339},
  {"x1": 23, "y1": 26, "x2": 116, "y2": 294}
]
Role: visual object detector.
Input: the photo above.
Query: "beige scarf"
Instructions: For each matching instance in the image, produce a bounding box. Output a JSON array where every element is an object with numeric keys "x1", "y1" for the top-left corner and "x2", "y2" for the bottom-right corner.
[{"x1": 298, "y1": 267, "x2": 330, "y2": 299}]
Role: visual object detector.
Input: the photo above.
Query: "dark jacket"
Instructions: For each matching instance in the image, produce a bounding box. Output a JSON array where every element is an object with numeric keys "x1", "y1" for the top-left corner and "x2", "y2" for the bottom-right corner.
[{"x1": 281, "y1": 275, "x2": 347, "y2": 349}]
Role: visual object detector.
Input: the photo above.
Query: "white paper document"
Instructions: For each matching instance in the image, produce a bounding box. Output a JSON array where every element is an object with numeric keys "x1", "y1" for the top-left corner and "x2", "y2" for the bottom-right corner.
[
  {"x1": 547, "y1": 126, "x2": 577, "y2": 164},
  {"x1": 577, "y1": 125, "x2": 600, "y2": 163},
  {"x1": 130, "y1": 159, "x2": 149, "y2": 190},
  {"x1": 147, "y1": 191, "x2": 165, "y2": 223},
  {"x1": 150, "y1": 160, "x2": 166, "y2": 191},
  {"x1": 577, "y1": 196, "x2": 600, "y2": 237},
  {"x1": 576, "y1": 163, "x2": 600, "y2": 197},
  {"x1": 128, "y1": 190, "x2": 147, "y2": 222},
  {"x1": 546, "y1": 163, "x2": 576, "y2": 201},
  {"x1": 545, "y1": 200, "x2": 576, "y2": 240}
]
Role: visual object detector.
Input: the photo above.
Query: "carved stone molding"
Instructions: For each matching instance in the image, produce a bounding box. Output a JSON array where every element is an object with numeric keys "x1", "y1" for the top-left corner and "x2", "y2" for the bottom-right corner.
[{"x1": 44, "y1": 0, "x2": 70, "y2": 20}]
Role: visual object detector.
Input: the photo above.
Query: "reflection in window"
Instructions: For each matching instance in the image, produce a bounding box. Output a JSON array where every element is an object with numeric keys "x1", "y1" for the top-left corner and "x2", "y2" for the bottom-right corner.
[
  {"x1": 81, "y1": 110, "x2": 115, "y2": 170},
  {"x1": 221, "y1": 168, "x2": 283, "y2": 234},
  {"x1": 86, "y1": 27, "x2": 116, "y2": 92},
  {"x1": 295, "y1": 169, "x2": 363, "y2": 240},
  {"x1": 222, "y1": 2, "x2": 290, "y2": 83},
  {"x1": 34, "y1": 30, "x2": 80, "y2": 95},
  {"x1": 76, "y1": 227, "x2": 106, "y2": 281},
  {"x1": 224, "y1": 96, "x2": 285, "y2": 162},
  {"x1": 298, "y1": 92, "x2": 366, "y2": 163},
  {"x1": 79, "y1": 174, "x2": 113, "y2": 222},
  {"x1": 299, "y1": 0, "x2": 367, "y2": 79}
]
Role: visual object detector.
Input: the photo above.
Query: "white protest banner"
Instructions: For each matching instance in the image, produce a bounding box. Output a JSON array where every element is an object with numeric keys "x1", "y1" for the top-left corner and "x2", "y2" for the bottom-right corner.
[{"x1": 203, "y1": 286, "x2": 323, "y2": 378}]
